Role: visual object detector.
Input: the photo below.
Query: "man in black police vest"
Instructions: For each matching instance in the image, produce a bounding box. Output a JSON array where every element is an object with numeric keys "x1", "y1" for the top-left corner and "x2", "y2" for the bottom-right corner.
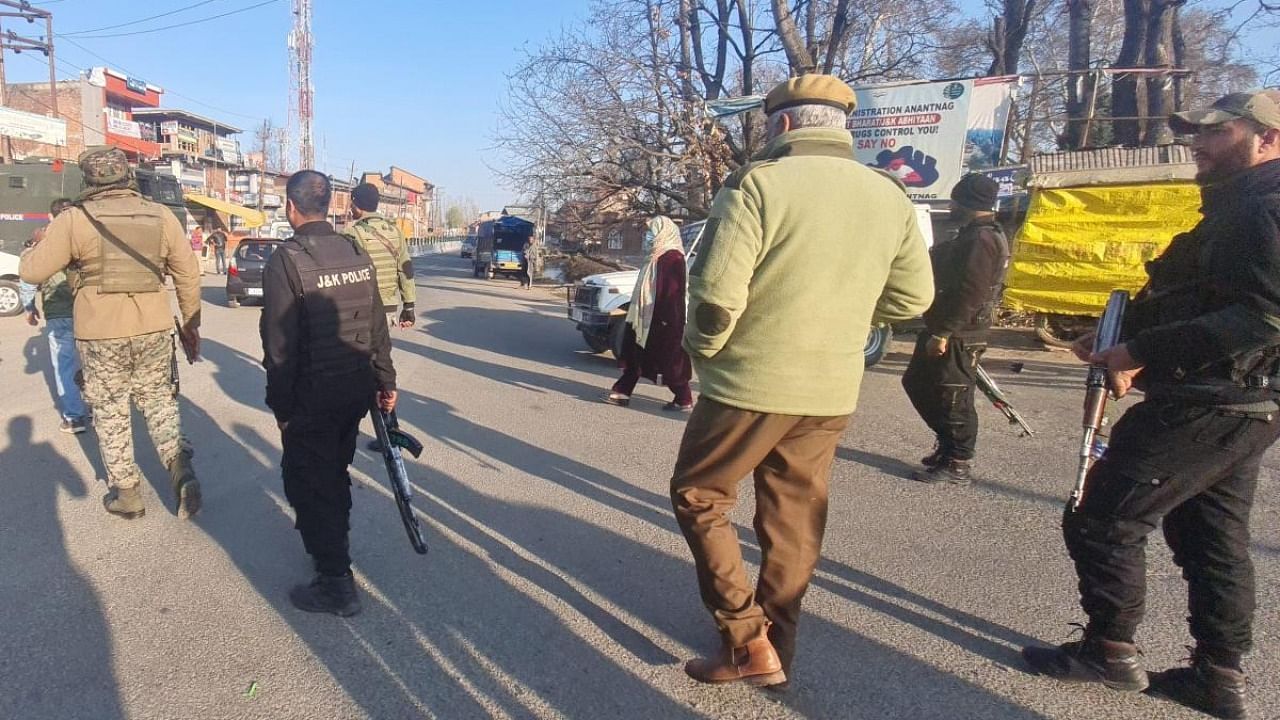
[
  {"x1": 902, "y1": 173, "x2": 1009, "y2": 484},
  {"x1": 261, "y1": 170, "x2": 397, "y2": 616},
  {"x1": 1023, "y1": 89, "x2": 1280, "y2": 720}
]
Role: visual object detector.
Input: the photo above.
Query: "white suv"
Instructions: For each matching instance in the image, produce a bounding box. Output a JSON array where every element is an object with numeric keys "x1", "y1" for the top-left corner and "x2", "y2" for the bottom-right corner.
[{"x1": 566, "y1": 206, "x2": 933, "y2": 366}]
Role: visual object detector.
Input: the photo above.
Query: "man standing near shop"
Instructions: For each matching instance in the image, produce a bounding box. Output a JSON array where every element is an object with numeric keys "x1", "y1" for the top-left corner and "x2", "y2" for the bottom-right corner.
[
  {"x1": 209, "y1": 228, "x2": 228, "y2": 274},
  {"x1": 343, "y1": 182, "x2": 416, "y2": 328},
  {"x1": 261, "y1": 170, "x2": 397, "y2": 616},
  {"x1": 20, "y1": 146, "x2": 203, "y2": 520},
  {"x1": 20, "y1": 198, "x2": 90, "y2": 435},
  {"x1": 1022, "y1": 89, "x2": 1280, "y2": 720},
  {"x1": 902, "y1": 173, "x2": 1009, "y2": 485},
  {"x1": 670, "y1": 74, "x2": 934, "y2": 688}
]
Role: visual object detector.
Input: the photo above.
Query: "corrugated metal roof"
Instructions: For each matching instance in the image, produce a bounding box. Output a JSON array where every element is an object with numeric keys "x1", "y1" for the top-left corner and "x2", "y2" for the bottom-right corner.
[{"x1": 1028, "y1": 145, "x2": 1195, "y2": 187}]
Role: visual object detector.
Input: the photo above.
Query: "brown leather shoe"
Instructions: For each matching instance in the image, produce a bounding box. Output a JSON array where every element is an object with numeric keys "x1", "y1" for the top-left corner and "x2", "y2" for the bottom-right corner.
[{"x1": 684, "y1": 626, "x2": 788, "y2": 687}]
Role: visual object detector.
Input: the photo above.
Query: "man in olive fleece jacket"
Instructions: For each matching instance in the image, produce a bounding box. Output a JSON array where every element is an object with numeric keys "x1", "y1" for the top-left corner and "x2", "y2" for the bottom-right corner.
[{"x1": 670, "y1": 74, "x2": 934, "y2": 690}]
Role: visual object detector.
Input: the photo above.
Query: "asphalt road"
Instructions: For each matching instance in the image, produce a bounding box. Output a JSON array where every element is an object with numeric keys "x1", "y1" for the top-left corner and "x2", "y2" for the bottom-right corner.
[{"x1": 1, "y1": 253, "x2": 1277, "y2": 720}]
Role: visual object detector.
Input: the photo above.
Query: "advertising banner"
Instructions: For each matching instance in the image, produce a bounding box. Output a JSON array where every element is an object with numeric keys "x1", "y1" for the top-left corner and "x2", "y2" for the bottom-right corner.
[
  {"x1": 849, "y1": 79, "x2": 973, "y2": 201},
  {"x1": 964, "y1": 77, "x2": 1017, "y2": 172},
  {"x1": 0, "y1": 106, "x2": 67, "y2": 146}
]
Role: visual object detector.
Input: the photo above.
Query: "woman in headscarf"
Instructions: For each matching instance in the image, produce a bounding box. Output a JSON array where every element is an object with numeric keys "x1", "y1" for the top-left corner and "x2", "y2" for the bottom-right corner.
[{"x1": 603, "y1": 215, "x2": 694, "y2": 411}]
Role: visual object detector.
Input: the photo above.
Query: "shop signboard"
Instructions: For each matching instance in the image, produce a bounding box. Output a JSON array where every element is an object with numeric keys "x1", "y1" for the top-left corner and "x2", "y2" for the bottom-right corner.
[
  {"x1": 107, "y1": 116, "x2": 142, "y2": 139},
  {"x1": 0, "y1": 106, "x2": 67, "y2": 146}
]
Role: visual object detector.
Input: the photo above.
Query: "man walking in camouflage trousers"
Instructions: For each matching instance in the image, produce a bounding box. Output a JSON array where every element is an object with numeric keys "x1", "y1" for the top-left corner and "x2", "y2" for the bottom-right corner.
[{"x1": 20, "y1": 146, "x2": 203, "y2": 520}]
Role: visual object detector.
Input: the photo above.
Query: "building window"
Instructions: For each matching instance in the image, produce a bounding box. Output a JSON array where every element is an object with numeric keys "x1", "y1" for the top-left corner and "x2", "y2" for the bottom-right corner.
[{"x1": 607, "y1": 228, "x2": 623, "y2": 250}]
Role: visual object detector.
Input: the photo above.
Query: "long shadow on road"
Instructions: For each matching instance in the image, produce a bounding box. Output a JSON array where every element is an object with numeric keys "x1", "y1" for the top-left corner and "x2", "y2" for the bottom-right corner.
[
  {"x1": 393, "y1": 390, "x2": 1048, "y2": 718},
  {"x1": 0, "y1": 417, "x2": 124, "y2": 719},
  {"x1": 186, "y1": 352, "x2": 700, "y2": 718}
]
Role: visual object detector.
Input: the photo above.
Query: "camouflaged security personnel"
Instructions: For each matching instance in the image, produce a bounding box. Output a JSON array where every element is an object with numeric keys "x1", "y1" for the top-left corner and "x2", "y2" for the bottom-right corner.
[
  {"x1": 20, "y1": 146, "x2": 204, "y2": 521},
  {"x1": 343, "y1": 182, "x2": 416, "y2": 328}
]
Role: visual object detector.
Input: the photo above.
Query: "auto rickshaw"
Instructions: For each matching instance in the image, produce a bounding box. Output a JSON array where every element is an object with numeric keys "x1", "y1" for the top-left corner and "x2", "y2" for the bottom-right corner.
[{"x1": 472, "y1": 215, "x2": 535, "y2": 280}]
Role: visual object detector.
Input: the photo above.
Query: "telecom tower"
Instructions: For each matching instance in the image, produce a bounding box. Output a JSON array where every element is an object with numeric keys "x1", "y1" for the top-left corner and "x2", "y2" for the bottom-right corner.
[{"x1": 288, "y1": 0, "x2": 314, "y2": 170}]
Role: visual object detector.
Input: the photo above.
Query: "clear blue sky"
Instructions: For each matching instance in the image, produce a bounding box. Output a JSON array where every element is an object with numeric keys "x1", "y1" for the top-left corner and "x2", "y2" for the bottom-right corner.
[
  {"x1": 10, "y1": 0, "x2": 593, "y2": 213},
  {"x1": 8, "y1": 0, "x2": 1272, "y2": 213}
]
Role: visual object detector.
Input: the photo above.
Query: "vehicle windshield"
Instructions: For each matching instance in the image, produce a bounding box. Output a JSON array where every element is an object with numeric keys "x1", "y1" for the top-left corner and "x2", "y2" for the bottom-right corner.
[{"x1": 237, "y1": 242, "x2": 277, "y2": 262}]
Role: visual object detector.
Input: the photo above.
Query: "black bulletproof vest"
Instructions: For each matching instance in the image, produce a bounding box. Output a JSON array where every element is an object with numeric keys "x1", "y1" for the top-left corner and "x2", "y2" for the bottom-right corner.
[{"x1": 280, "y1": 233, "x2": 378, "y2": 378}]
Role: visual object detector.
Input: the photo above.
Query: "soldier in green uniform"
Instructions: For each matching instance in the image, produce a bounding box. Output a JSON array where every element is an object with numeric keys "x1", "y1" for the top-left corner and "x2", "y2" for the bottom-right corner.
[
  {"x1": 343, "y1": 183, "x2": 416, "y2": 328},
  {"x1": 20, "y1": 146, "x2": 204, "y2": 520}
]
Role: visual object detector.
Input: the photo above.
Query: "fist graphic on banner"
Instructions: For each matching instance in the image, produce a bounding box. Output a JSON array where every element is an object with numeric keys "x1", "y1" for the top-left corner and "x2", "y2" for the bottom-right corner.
[{"x1": 872, "y1": 146, "x2": 940, "y2": 188}]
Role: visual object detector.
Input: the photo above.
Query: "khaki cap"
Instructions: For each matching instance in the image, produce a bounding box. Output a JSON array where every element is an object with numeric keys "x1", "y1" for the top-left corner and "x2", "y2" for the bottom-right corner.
[
  {"x1": 763, "y1": 74, "x2": 857, "y2": 115},
  {"x1": 1169, "y1": 89, "x2": 1280, "y2": 133}
]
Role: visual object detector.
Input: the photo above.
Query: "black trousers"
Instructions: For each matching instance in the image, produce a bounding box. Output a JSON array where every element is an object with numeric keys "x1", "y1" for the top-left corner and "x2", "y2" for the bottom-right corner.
[
  {"x1": 281, "y1": 375, "x2": 372, "y2": 577},
  {"x1": 901, "y1": 334, "x2": 982, "y2": 461},
  {"x1": 1064, "y1": 398, "x2": 1280, "y2": 666}
]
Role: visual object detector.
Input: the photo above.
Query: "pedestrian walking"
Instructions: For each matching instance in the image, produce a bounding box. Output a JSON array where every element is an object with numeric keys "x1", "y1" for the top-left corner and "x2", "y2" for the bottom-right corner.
[
  {"x1": 519, "y1": 237, "x2": 534, "y2": 289},
  {"x1": 343, "y1": 182, "x2": 416, "y2": 328},
  {"x1": 1022, "y1": 89, "x2": 1280, "y2": 720},
  {"x1": 210, "y1": 229, "x2": 228, "y2": 274},
  {"x1": 602, "y1": 215, "x2": 692, "y2": 411},
  {"x1": 261, "y1": 170, "x2": 397, "y2": 617},
  {"x1": 901, "y1": 173, "x2": 1010, "y2": 485},
  {"x1": 19, "y1": 198, "x2": 89, "y2": 434},
  {"x1": 19, "y1": 146, "x2": 203, "y2": 520},
  {"x1": 669, "y1": 74, "x2": 934, "y2": 689}
]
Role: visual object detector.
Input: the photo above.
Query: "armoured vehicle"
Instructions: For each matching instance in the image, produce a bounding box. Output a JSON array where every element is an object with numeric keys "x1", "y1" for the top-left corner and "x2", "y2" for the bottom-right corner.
[{"x1": 0, "y1": 160, "x2": 186, "y2": 317}]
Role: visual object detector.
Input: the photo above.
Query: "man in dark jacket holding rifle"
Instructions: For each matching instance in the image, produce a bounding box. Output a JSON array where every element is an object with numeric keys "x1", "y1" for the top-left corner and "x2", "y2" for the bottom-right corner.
[
  {"x1": 1023, "y1": 89, "x2": 1280, "y2": 720},
  {"x1": 261, "y1": 170, "x2": 398, "y2": 617},
  {"x1": 902, "y1": 173, "x2": 1009, "y2": 484}
]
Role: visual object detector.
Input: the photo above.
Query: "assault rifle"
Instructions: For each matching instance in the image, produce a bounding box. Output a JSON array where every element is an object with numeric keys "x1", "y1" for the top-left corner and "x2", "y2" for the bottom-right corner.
[
  {"x1": 1071, "y1": 290, "x2": 1129, "y2": 511},
  {"x1": 369, "y1": 406, "x2": 429, "y2": 554},
  {"x1": 974, "y1": 364, "x2": 1035, "y2": 437}
]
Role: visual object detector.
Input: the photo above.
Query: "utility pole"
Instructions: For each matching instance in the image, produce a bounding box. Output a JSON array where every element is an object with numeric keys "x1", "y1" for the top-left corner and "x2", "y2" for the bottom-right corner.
[
  {"x1": 289, "y1": 0, "x2": 313, "y2": 169},
  {"x1": 255, "y1": 119, "x2": 272, "y2": 214},
  {"x1": 0, "y1": 0, "x2": 59, "y2": 163}
]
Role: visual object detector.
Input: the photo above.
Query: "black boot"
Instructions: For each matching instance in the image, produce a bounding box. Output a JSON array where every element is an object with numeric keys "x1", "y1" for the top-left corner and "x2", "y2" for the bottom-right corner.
[
  {"x1": 919, "y1": 445, "x2": 949, "y2": 467},
  {"x1": 913, "y1": 458, "x2": 972, "y2": 485},
  {"x1": 289, "y1": 573, "x2": 361, "y2": 617},
  {"x1": 1148, "y1": 653, "x2": 1247, "y2": 719},
  {"x1": 1022, "y1": 632, "x2": 1148, "y2": 692}
]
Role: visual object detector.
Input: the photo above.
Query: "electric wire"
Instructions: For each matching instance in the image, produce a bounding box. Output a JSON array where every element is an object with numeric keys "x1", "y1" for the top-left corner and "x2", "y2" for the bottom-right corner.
[
  {"x1": 62, "y1": 0, "x2": 280, "y2": 40},
  {"x1": 61, "y1": 0, "x2": 222, "y2": 37}
]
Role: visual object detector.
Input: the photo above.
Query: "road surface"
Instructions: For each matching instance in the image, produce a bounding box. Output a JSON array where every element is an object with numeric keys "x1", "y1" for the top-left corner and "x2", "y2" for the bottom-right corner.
[{"x1": 0, "y1": 253, "x2": 1276, "y2": 719}]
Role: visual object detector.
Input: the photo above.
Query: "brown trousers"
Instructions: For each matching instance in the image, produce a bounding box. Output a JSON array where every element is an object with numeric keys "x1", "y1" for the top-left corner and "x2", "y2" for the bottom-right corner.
[{"x1": 670, "y1": 396, "x2": 850, "y2": 671}]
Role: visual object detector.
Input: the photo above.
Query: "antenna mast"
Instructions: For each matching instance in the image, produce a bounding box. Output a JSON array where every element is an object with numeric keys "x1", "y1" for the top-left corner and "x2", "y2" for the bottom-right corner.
[{"x1": 289, "y1": 0, "x2": 313, "y2": 170}]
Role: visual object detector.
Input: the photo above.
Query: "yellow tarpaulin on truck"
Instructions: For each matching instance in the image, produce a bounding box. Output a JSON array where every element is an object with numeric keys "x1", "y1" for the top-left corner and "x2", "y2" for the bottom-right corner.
[{"x1": 1003, "y1": 181, "x2": 1202, "y2": 316}]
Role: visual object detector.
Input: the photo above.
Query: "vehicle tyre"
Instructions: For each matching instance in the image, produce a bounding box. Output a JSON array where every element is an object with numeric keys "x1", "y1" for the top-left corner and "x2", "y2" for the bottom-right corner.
[
  {"x1": 1034, "y1": 313, "x2": 1089, "y2": 348},
  {"x1": 0, "y1": 279, "x2": 22, "y2": 317},
  {"x1": 608, "y1": 315, "x2": 628, "y2": 359},
  {"x1": 582, "y1": 329, "x2": 610, "y2": 354},
  {"x1": 864, "y1": 324, "x2": 892, "y2": 367}
]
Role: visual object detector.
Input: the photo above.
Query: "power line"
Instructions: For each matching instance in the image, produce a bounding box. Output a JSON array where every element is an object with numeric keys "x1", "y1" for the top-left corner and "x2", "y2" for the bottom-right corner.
[
  {"x1": 61, "y1": 0, "x2": 221, "y2": 37},
  {"x1": 56, "y1": 35, "x2": 263, "y2": 121},
  {"x1": 64, "y1": 0, "x2": 280, "y2": 39}
]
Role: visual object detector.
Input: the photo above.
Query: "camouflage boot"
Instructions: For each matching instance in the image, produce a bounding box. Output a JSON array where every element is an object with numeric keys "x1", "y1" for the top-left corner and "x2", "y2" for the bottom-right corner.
[
  {"x1": 103, "y1": 485, "x2": 145, "y2": 520},
  {"x1": 168, "y1": 451, "x2": 202, "y2": 520}
]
